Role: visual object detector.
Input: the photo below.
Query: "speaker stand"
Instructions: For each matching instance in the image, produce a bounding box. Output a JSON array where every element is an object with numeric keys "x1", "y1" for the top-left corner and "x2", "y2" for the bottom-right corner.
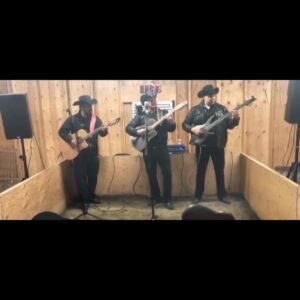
[
  {"x1": 19, "y1": 137, "x2": 29, "y2": 180},
  {"x1": 287, "y1": 124, "x2": 300, "y2": 183}
]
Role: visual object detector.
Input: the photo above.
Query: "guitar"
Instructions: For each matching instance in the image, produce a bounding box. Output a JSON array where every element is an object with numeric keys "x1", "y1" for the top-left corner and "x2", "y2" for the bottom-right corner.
[
  {"x1": 190, "y1": 96, "x2": 256, "y2": 146},
  {"x1": 59, "y1": 117, "x2": 120, "y2": 160},
  {"x1": 131, "y1": 101, "x2": 188, "y2": 151}
]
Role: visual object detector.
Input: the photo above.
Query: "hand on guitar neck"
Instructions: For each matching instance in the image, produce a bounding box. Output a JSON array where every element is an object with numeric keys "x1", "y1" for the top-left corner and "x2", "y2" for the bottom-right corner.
[
  {"x1": 70, "y1": 138, "x2": 79, "y2": 148},
  {"x1": 229, "y1": 110, "x2": 240, "y2": 120}
]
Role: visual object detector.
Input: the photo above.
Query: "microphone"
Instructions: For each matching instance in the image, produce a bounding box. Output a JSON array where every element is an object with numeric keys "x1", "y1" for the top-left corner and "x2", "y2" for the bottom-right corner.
[
  {"x1": 143, "y1": 101, "x2": 150, "y2": 114},
  {"x1": 136, "y1": 101, "x2": 150, "y2": 115},
  {"x1": 135, "y1": 103, "x2": 143, "y2": 115}
]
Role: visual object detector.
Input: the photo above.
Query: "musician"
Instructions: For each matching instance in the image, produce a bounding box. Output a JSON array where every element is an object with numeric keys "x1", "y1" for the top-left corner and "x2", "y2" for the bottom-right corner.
[
  {"x1": 182, "y1": 84, "x2": 240, "y2": 204},
  {"x1": 58, "y1": 95, "x2": 108, "y2": 206},
  {"x1": 125, "y1": 91, "x2": 176, "y2": 210}
]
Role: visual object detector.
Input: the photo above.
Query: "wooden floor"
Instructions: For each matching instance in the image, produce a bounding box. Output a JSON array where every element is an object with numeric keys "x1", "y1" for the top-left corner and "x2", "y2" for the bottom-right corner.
[{"x1": 62, "y1": 194, "x2": 258, "y2": 220}]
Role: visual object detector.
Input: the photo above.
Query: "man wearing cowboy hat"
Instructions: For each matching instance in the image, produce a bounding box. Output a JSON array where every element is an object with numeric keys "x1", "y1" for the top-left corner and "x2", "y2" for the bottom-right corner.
[
  {"x1": 59, "y1": 95, "x2": 108, "y2": 206},
  {"x1": 182, "y1": 84, "x2": 240, "y2": 204},
  {"x1": 125, "y1": 91, "x2": 176, "y2": 210}
]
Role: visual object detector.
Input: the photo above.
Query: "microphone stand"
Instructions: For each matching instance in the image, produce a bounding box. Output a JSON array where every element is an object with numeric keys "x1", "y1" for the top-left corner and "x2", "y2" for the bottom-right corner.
[
  {"x1": 144, "y1": 103, "x2": 158, "y2": 220},
  {"x1": 65, "y1": 108, "x2": 102, "y2": 220}
]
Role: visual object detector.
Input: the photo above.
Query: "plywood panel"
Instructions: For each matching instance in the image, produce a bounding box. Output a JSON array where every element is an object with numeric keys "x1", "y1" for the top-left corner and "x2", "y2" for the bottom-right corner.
[
  {"x1": 271, "y1": 80, "x2": 294, "y2": 168},
  {"x1": 95, "y1": 154, "x2": 220, "y2": 197},
  {"x1": 0, "y1": 160, "x2": 76, "y2": 220},
  {"x1": 119, "y1": 80, "x2": 147, "y2": 102},
  {"x1": 241, "y1": 153, "x2": 298, "y2": 220},
  {"x1": 93, "y1": 80, "x2": 122, "y2": 156},
  {"x1": 175, "y1": 80, "x2": 190, "y2": 148},
  {"x1": 37, "y1": 81, "x2": 56, "y2": 167},
  {"x1": 47, "y1": 81, "x2": 69, "y2": 164},
  {"x1": 123, "y1": 102, "x2": 141, "y2": 155},
  {"x1": 217, "y1": 80, "x2": 244, "y2": 193},
  {"x1": 244, "y1": 80, "x2": 272, "y2": 165}
]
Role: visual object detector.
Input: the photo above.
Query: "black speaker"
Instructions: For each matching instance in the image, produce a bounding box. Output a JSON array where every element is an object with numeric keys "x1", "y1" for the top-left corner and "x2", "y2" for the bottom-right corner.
[
  {"x1": 284, "y1": 80, "x2": 300, "y2": 124},
  {"x1": 0, "y1": 93, "x2": 32, "y2": 139}
]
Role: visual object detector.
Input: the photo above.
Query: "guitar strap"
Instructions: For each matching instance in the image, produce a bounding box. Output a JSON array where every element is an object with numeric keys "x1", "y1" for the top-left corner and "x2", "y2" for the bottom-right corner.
[{"x1": 90, "y1": 105, "x2": 96, "y2": 134}]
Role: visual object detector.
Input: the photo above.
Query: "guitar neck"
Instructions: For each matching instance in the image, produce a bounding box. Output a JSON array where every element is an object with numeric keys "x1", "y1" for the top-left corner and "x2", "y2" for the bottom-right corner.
[
  {"x1": 150, "y1": 107, "x2": 178, "y2": 129},
  {"x1": 205, "y1": 103, "x2": 245, "y2": 131},
  {"x1": 83, "y1": 125, "x2": 107, "y2": 141}
]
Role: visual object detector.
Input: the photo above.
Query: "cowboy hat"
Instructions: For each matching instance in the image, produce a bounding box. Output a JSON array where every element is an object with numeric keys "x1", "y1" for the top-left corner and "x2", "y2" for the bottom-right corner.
[
  {"x1": 73, "y1": 95, "x2": 98, "y2": 106},
  {"x1": 197, "y1": 85, "x2": 219, "y2": 98}
]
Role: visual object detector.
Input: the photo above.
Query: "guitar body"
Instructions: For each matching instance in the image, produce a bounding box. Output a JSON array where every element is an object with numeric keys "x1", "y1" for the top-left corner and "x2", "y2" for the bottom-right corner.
[
  {"x1": 190, "y1": 132, "x2": 209, "y2": 146},
  {"x1": 128, "y1": 101, "x2": 187, "y2": 151},
  {"x1": 189, "y1": 96, "x2": 256, "y2": 146},
  {"x1": 189, "y1": 115, "x2": 214, "y2": 146},
  {"x1": 59, "y1": 129, "x2": 90, "y2": 160},
  {"x1": 59, "y1": 117, "x2": 121, "y2": 160},
  {"x1": 131, "y1": 119, "x2": 158, "y2": 151}
]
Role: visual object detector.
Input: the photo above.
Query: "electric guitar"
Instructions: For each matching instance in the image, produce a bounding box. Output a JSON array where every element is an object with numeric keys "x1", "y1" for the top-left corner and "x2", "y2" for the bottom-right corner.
[
  {"x1": 190, "y1": 96, "x2": 256, "y2": 146},
  {"x1": 131, "y1": 101, "x2": 188, "y2": 151},
  {"x1": 59, "y1": 117, "x2": 120, "y2": 160}
]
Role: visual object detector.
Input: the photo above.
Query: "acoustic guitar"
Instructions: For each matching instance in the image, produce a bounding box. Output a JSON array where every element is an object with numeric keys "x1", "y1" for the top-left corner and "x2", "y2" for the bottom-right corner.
[
  {"x1": 59, "y1": 117, "x2": 120, "y2": 160},
  {"x1": 131, "y1": 101, "x2": 187, "y2": 151}
]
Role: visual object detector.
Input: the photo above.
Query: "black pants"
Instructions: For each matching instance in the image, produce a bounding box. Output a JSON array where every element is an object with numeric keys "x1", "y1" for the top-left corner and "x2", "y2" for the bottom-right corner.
[
  {"x1": 195, "y1": 146, "x2": 226, "y2": 200},
  {"x1": 143, "y1": 146, "x2": 172, "y2": 203},
  {"x1": 73, "y1": 150, "x2": 100, "y2": 204}
]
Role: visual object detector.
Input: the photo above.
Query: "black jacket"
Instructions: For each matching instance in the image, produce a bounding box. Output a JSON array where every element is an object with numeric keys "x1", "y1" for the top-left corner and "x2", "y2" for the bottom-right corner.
[
  {"x1": 182, "y1": 102, "x2": 239, "y2": 148},
  {"x1": 126, "y1": 109, "x2": 176, "y2": 147},
  {"x1": 58, "y1": 112, "x2": 108, "y2": 154}
]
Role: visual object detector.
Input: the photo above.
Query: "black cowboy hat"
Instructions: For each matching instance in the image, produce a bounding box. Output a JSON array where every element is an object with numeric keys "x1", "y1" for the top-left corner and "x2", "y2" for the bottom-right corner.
[
  {"x1": 73, "y1": 95, "x2": 98, "y2": 106},
  {"x1": 197, "y1": 85, "x2": 219, "y2": 98}
]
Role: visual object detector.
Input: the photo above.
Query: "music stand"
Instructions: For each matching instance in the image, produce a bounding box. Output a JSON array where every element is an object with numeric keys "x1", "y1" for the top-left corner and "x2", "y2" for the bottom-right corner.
[{"x1": 287, "y1": 123, "x2": 300, "y2": 183}]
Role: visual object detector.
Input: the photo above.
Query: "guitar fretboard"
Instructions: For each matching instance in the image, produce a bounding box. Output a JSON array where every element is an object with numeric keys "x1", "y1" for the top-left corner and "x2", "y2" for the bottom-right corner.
[{"x1": 205, "y1": 102, "x2": 246, "y2": 131}]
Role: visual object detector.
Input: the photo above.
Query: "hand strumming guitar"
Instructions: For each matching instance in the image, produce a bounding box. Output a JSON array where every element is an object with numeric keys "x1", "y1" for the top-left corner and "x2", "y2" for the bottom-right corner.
[{"x1": 191, "y1": 125, "x2": 205, "y2": 136}]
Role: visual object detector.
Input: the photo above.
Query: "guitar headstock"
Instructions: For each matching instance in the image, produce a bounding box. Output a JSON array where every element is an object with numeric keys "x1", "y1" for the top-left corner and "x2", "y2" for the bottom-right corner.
[
  {"x1": 244, "y1": 96, "x2": 256, "y2": 106},
  {"x1": 108, "y1": 117, "x2": 121, "y2": 126}
]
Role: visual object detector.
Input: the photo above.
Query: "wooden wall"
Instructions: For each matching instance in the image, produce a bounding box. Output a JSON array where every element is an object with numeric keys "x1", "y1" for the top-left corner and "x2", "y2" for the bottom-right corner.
[
  {"x1": 0, "y1": 80, "x2": 294, "y2": 196},
  {"x1": 96, "y1": 154, "x2": 198, "y2": 197},
  {"x1": 241, "y1": 153, "x2": 299, "y2": 220},
  {"x1": 0, "y1": 160, "x2": 76, "y2": 220}
]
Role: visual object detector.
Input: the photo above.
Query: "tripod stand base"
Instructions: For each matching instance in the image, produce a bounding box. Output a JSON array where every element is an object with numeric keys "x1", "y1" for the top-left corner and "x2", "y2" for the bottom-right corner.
[{"x1": 74, "y1": 203, "x2": 103, "y2": 220}]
